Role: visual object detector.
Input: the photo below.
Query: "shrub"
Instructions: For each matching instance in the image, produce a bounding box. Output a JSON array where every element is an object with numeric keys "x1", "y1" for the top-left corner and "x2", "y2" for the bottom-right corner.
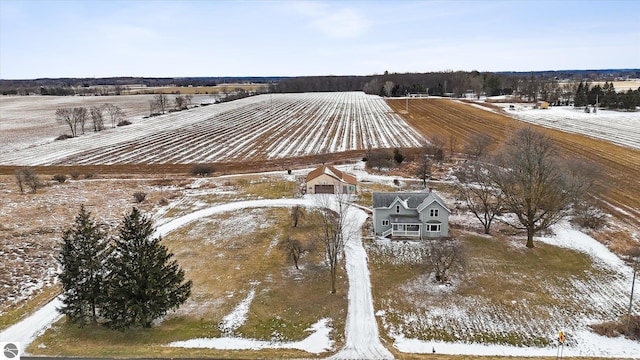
[
  {"x1": 55, "y1": 134, "x2": 73, "y2": 141},
  {"x1": 571, "y1": 204, "x2": 607, "y2": 230},
  {"x1": 117, "y1": 120, "x2": 132, "y2": 126},
  {"x1": 70, "y1": 170, "x2": 81, "y2": 180},
  {"x1": 190, "y1": 163, "x2": 215, "y2": 177},
  {"x1": 53, "y1": 174, "x2": 68, "y2": 183},
  {"x1": 84, "y1": 172, "x2": 95, "y2": 179},
  {"x1": 133, "y1": 191, "x2": 147, "y2": 203},
  {"x1": 158, "y1": 197, "x2": 169, "y2": 206},
  {"x1": 591, "y1": 316, "x2": 640, "y2": 340},
  {"x1": 393, "y1": 148, "x2": 405, "y2": 164}
]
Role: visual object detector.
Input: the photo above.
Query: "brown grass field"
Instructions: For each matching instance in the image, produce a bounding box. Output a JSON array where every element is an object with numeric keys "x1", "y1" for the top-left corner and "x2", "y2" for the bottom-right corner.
[{"x1": 387, "y1": 98, "x2": 640, "y2": 252}]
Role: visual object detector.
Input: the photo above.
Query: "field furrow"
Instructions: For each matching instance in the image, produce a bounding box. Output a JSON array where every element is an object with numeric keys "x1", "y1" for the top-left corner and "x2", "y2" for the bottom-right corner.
[{"x1": 1, "y1": 92, "x2": 424, "y2": 166}]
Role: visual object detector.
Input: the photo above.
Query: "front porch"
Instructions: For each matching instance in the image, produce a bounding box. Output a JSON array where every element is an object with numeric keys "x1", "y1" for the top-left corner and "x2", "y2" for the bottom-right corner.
[{"x1": 382, "y1": 216, "x2": 422, "y2": 239}]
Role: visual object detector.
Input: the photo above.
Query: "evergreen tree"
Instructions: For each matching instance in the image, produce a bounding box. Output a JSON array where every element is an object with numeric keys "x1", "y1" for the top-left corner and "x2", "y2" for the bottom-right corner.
[
  {"x1": 588, "y1": 84, "x2": 603, "y2": 106},
  {"x1": 574, "y1": 81, "x2": 588, "y2": 107},
  {"x1": 621, "y1": 89, "x2": 640, "y2": 111},
  {"x1": 102, "y1": 208, "x2": 191, "y2": 330},
  {"x1": 601, "y1": 82, "x2": 617, "y2": 109},
  {"x1": 58, "y1": 205, "x2": 109, "y2": 326}
]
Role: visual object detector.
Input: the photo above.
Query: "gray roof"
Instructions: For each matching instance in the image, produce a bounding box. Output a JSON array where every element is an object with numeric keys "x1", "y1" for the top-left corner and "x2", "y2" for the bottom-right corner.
[
  {"x1": 372, "y1": 191, "x2": 450, "y2": 212},
  {"x1": 372, "y1": 192, "x2": 428, "y2": 208}
]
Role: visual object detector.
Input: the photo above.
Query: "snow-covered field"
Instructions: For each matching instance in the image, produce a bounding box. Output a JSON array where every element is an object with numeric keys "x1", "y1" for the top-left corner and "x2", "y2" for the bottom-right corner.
[
  {"x1": 0, "y1": 94, "x2": 216, "y2": 154},
  {"x1": 496, "y1": 103, "x2": 640, "y2": 150},
  {"x1": 0, "y1": 92, "x2": 423, "y2": 165}
]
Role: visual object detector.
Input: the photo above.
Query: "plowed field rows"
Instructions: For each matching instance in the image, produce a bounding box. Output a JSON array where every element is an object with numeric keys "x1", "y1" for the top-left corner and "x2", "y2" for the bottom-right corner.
[
  {"x1": 0, "y1": 92, "x2": 422, "y2": 166},
  {"x1": 387, "y1": 98, "x2": 640, "y2": 229}
]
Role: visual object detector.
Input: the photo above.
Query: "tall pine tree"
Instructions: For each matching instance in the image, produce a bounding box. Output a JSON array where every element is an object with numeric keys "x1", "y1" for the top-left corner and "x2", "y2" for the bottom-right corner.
[
  {"x1": 58, "y1": 205, "x2": 109, "y2": 326},
  {"x1": 102, "y1": 208, "x2": 191, "y2": 330}
]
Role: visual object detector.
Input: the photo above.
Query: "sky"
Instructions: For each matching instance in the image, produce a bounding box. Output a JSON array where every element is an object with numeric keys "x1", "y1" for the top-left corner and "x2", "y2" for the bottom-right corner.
[{"x1": 0, "y1": 0, "x2": 638, "y2": 79}]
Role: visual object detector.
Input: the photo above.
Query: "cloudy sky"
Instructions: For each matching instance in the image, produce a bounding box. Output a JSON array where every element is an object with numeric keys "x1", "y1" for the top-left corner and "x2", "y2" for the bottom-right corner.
[{"x1": 1, "y1": 0, "x2": 638, "y2": 79}]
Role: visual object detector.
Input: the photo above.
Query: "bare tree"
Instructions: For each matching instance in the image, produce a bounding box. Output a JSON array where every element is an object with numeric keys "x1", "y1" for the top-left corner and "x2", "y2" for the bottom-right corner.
[
  {"x1": 149, "y1": 100, "x2": 159, "y2": 117},
  {"x1": 185, "y1": 94, "x2": 193, "y2": 107},
  {"x1": 415, "y1": 142, "x2": 432, "y2": 187},
  {"x1": 14, "y1": 168, "x2": 40, "y2": 194},
  {"x1": 383, "y1": 81, "x2": 394, "y2": 97},
  {"x1": 426, "y1": 134, "x2": 446, "y2": 161},
  {"x1": 449, "y1": 134, "x2": 457, "y2": 161},
  {"x1": 89, "y1": 106, "x2": 105, "y2": 132},
  {"x1": 426, "y1": 239, "x2": 466, "y2": 283},
  {"x1": 291, "y1": 205, "x2": 304, "y2": 228},
  {"x1": 14, "y1": 169, "x2": 25, "y2": 193},
  {"x1": 174, "y1": 95, "x2": 186, "y2": 110},
  {"x1": 464, "y1": 133, "x2": 493, "y2": 159},
  {"x1": 154, "y1": 94, "x2": 169, "y2": 114},
  {"x1": 104, "y1": 103, "x2": 125, "y2": 128},
  {"x1": 55, "y1": 107, "x2": 88, "y2": 137},
  {"x1": 312, "y1": 191, "x2": 352, "y2": 294},
  {"x1": 365, "y1": 148, "x2": 393, "y2": 171},
  {"x1": 454, "y1": 162, "x2": 504, "y2": 234},
  {"x1": 280, "y1": 236, "x2": 306, "y2": 270},
  {"x1": 491, "y1": 128, "x2": 583, "y2": 248}
]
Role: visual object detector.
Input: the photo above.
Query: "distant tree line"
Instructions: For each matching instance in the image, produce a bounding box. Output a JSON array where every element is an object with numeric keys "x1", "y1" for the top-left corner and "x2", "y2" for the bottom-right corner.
[
  {"x1": 270, "y1": 69, "x2": 640, "y2": 108},
  {"x1": 574, "y1": 81, "x2": 640, "y2": 110},
  {"x1": 3, "y1": 71, "x2": 638, "y2": 110},
  {"x1": 0, "y1": 76, "x2": 281, "y2": 96}
]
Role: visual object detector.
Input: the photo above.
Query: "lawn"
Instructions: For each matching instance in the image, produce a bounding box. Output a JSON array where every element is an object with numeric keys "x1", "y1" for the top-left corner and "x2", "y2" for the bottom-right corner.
[
  {"x1": 26, "y1": 181, "x2": 348, "y2": 358},
  {"x1": 367, "y1": 231, "x2": 629, "y2": 348}
]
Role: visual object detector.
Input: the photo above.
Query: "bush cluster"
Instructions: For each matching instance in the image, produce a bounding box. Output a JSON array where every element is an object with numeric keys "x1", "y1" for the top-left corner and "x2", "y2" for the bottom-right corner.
[{"x1": 190, "y1": 163, "x2": 216, "y2": 176}]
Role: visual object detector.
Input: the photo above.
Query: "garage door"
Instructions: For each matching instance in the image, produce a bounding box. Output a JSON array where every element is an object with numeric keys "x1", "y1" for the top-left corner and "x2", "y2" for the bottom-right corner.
[{"x1": 314, "y1": 185, "x2": 334, "y2": 194}]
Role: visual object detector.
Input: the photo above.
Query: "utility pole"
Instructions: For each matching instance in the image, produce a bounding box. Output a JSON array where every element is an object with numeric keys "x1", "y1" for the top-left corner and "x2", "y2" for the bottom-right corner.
[
  {"x1": 628, "y1": 250, "x2": 639, "y2": 333},
  {"x1": 628, "y1": 265, "x2": 636, "y2": 333}
]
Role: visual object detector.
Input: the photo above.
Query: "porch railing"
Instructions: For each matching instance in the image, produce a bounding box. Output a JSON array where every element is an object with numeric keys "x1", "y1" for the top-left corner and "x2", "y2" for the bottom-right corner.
[{"x1": 392, "y1": 230, "x2": 421, "y2": 237}]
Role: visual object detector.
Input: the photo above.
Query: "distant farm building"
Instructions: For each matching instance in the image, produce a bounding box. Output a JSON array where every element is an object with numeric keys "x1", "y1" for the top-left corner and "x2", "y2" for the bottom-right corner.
[
  {"x1": 535, "y1": 101, "x2": 549, "y2": 109},
  {"x1": 306, "y1": 165, "x2": 357, "y2": 194}
]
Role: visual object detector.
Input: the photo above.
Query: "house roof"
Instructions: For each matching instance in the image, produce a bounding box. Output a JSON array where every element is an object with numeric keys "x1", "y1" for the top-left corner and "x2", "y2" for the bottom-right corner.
[
  {"x1": 373, "y1": 192, "x2": 428, "y2": 208},
  {"x1": 372, "y1": 191, "x2": 450, "y2": 212},
  {"x1": 306, "y1": 165, "x2": 357, "y2": 185}
]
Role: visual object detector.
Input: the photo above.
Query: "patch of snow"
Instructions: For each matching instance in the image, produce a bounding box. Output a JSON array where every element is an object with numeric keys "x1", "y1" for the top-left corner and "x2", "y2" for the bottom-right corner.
[
  {"x1": 219, "y1": 287, "x2": 256, "y2": 335},
  {"x1": 0, "y1": 296, "x2": 63, "y2": 355},
  {"x1": 167, "y1": 318, "x2": 334, "y2": 354}
]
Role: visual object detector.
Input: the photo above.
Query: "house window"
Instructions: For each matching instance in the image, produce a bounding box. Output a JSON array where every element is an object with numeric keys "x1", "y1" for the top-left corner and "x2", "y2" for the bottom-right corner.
[
  {"x1": 427, "y1": 224, "x2": 441, "y2": 232},
  {"x1": 382, "y1": 219, "x2": 389, "y2": 226},
  {"x1": 396, "y1": 205, "x2": 400, "y2": 213},
  {"x1": 430, "y1": 209, "x2": 439, "y2": 217}
]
